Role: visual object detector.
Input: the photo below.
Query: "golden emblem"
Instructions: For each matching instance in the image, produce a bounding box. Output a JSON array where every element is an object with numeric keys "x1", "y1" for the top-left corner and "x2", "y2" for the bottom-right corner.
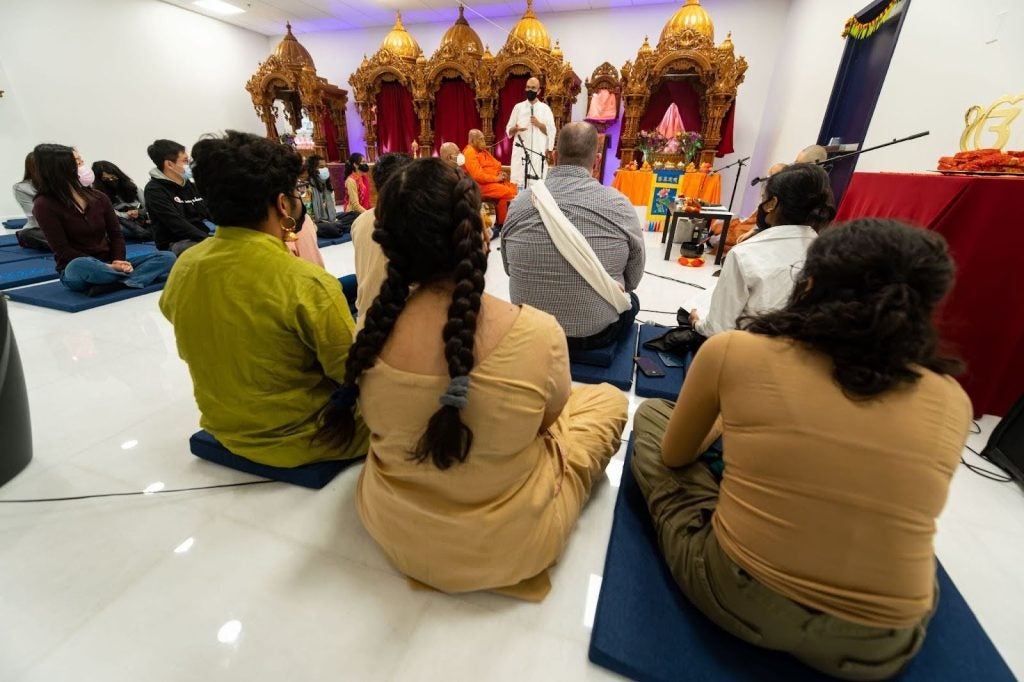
[{"x1": 960, "y1": 94, "x2": 1023, "y2": 151}]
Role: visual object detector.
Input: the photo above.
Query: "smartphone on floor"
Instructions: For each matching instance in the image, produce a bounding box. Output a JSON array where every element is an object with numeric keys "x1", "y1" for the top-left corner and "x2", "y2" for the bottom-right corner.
[{"x1": 634, "y1": 356, "x2": 666, "y2": 378}]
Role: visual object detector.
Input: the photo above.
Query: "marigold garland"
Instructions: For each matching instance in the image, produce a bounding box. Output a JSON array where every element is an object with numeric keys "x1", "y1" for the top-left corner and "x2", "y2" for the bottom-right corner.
[{"x1": 841, "y1": 0, "x2": 902, "y2": 40}]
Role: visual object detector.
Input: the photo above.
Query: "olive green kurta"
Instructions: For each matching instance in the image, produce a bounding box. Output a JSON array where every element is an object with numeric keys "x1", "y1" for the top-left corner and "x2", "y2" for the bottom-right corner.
[{"x1": 160, "y1": 226, "x2": 368, "y2": 466}]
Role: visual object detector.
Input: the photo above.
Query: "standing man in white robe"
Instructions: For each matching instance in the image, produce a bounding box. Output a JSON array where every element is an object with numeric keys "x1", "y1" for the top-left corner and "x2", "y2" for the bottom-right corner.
[{"x1": 506, "y1": 76, "x2": 556, "y2": 189}]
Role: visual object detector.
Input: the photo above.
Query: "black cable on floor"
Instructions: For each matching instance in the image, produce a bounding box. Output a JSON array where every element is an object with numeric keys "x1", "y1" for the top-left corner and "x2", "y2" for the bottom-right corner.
[
  {"x1": 642, "y1": 271, "x2": 707, "y2": 290},
  {"x1": 960, "y1": 420, "x2": 1012, "y2": 482},
  {"x1": 0, "y1": 479, "x2": 277, "y2": 504}
]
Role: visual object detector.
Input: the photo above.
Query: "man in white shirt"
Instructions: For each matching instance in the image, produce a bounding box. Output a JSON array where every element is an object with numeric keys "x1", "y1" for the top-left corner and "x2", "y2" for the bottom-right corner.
[
  {"x1": 505, "y1": 77, "x2": 556, "y2": 189},
  {"x1": 690, "y1": 163, "x2": 836, "y2": 337}
]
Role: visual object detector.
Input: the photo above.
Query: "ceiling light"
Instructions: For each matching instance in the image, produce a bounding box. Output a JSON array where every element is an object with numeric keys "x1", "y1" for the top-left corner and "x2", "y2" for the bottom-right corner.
[{"x1": 194, "y1": 0, "x2": 245, "y2": 16}]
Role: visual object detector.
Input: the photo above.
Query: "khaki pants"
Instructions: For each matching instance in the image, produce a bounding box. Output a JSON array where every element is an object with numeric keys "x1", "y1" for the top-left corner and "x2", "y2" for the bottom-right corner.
[{"x1": 630, "y1": 399, "x2": 935, "y2": 681}]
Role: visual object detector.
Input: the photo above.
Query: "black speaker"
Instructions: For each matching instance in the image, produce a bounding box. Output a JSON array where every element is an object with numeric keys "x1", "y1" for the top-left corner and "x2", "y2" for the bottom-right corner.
[
  {"x1": 982, "y1": 393, "x2": 1024, "y2": 490},
  {"x1": 0, "y1": 295, "x2": 33, "y2": 487}
]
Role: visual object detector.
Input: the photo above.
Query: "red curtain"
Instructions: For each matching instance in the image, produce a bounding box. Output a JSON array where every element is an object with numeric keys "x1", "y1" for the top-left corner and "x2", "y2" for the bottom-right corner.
[
  {"x1": 432, "y1": 78, "x2": 482, "y2": 155},
  {"x1": 375, "y1": 82, "x2": 419, "y2": 155},
  {"x1": 320, "y1": 111, "x2": 340, "y2": 162},
  {"x1": 494, "y1": 75, "x2": 529, "y2": 165},
  {"x1": 625, "y1": 80, "x2": 735, "y2": 159}
]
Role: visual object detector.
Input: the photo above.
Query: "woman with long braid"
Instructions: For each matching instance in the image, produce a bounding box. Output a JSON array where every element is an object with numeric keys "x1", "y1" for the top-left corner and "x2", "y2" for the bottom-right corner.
[{"x1": 316, "y1": 158, "x2": 627, "y2": 599}]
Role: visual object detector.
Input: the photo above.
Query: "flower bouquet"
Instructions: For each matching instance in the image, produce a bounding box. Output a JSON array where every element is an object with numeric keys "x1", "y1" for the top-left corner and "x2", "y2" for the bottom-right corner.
[
  {"x1": 678, "y1": 131, "x2": 704, "y2": 165},
  {"x1": 636, "y1": 129, "x2": 667, "y2": 165}
]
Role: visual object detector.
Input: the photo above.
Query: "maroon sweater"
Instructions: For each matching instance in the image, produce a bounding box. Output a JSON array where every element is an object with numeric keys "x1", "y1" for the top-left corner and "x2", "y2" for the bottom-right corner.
[{"x1": 33, "y1": 192, "x2": 126, "y2": 272}]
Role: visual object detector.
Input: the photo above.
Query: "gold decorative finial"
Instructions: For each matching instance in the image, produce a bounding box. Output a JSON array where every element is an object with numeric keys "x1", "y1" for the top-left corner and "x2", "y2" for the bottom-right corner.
[
  {"x1": 639, "y1": 35, "x2": 652, "y2": 53},
  {"x1": 661, "y1": 0, "x2": 715, "y2": 43},
  {"x1": 508, "y1": 0, "x2": 551, "y2": 51}
]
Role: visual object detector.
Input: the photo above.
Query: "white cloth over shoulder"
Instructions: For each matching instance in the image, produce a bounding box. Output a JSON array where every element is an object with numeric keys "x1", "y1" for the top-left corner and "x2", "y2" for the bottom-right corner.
[
  {"x1": 529, "y1": 180, "x2": 631, "y2": 314},
  {"x1": 506, "y1": 100, "x2": 555, "y2": 188}
]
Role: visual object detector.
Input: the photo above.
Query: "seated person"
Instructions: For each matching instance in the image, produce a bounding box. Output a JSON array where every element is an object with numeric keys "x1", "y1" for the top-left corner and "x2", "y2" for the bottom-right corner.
[
  {"x1": 317, "y1": 158, "x2": 628, "y2": 597},
  {"x1": 631, "y1": 218, "x2": 971, "y2": 680},
  {"x1": 343, "y1": 153, "x2": 371, "y2": 214},
  {"x1": 304, "y1": 154, "x2": 347, "y2": 237},
  {"x1": 439, "y1": 142, "x2": 462, "y2": 166},
  {"x1": 708, "y1": 163, "x2": 787, "y2": 253},
  {"x1": 92, "y1": 160, "x2": 152, "y2": 241},
  {"x1": 31, "y1": 144, "x2": 175, "y2": 296},
  {"x1": 287, "y1": 174, "x2": 325, "y2": 269},
  {"x1": 144, "y1": 139, "x2": 211, "y2": 255},
  {"x1": 691, "y1": 163, "x2": 835, "y2": 337},
  {"x1": 462, "y1": 129, "x2": 517, "y2": 231},
  {"x1": 160, "y1": 131, "x2": 368, "y2": 468},
  {"x1": 351, "y1": 152, "x2": 413, "y2": 329},
  {"x1": 12, "y1": 152, "x2": 41, "y2": 230},
  {"x1": 502, "y1": 122, "x2": 644, "y2": 350}
]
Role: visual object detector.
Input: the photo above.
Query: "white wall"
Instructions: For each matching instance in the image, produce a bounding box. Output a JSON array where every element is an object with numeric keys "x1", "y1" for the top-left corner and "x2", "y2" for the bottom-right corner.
[
  {"x1": 276, "y1": 0, "x2": 793, "y2": 206},
  {"x1": 0, "y1": 0, "x2": 268, "y2": 218},
  {"x1": 744, "y1": 0, "x2": 1022, "y2": 214},
  {"x1": 858, "y1": 0, "x2": 1023, "y2": 172}
]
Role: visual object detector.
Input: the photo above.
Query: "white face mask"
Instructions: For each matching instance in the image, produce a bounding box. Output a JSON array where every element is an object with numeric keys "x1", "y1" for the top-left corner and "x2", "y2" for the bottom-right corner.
[
  {"x1": 456, "y1": 153, "x2": 466, "y2": 166},
  {"x1": 318, "y1": 168, "x2": 330, "y2": 181}
]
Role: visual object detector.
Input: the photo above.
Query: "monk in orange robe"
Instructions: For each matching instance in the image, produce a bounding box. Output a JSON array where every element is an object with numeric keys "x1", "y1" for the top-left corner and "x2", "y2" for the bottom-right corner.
[
  {"x1": 463, "y1": 129, "x2": 517, "y2": 227},
  {"x1": 710, "y1": 162, "x2": 787, "y2": 253}
]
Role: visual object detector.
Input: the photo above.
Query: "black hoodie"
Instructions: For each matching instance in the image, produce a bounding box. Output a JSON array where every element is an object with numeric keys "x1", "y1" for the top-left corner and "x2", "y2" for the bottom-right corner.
[{"x1": 144, "y1": 168, "x2": 211, "y2": 250}]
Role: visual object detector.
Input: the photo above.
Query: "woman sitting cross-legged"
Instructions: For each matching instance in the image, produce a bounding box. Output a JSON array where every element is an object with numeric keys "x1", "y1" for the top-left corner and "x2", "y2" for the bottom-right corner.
[
  {"x1": 631, "y1": 218, "x2": 972, "y2": 680},
  {"x1": 316, "y1": 158, "x2": 628, "y2": 599},
  {"x1": 689, "y1": 162, "x2": 836, "y2": 338},
  {"x1": 31, "y1": 144, "x2": 175, "y2": 296},
  {"x1": 304, "y1": 154, "x2": 348, "y2": 238},
  {"x1": 160, "y1": 131, "x2": 368, "y2": 468}
]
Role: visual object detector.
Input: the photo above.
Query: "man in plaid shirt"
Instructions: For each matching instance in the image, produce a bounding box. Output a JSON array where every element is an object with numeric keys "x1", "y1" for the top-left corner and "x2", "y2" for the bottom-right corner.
[{"x1": 501, "y1": 122, "x2": 645, "y2": 349}]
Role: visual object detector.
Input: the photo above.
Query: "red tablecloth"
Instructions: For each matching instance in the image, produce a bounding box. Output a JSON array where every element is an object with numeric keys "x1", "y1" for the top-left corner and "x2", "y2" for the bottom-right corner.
[{"x1": 836, "y1": 172, "x2": 1024, "y2": 417}]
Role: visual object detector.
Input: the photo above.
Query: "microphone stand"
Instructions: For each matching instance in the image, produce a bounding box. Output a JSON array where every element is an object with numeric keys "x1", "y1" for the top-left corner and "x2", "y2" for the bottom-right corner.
[
  {"x1": 749, "y1": 131, "x2": 930, "y2": 186},
  {"x1": 710, "y1": 156, "x2": 750, "y2": 212},
  {"x1": 515, "y1": 135, "x2": 546, "y2": 187}
]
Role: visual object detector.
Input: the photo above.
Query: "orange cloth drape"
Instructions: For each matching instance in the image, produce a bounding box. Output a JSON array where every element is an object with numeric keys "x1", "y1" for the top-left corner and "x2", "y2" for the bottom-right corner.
[
  {"x1": 612, "y1": 170, "x2": 654, "y2": 205},
  {"x1": 680, "y1": 171, "x2": 722, "y2": 204}
]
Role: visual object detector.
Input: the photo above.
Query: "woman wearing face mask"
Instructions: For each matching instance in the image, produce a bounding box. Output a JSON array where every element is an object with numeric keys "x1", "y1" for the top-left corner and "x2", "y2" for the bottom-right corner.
[
  {"x1": 160, "y1": 131, "x2": 368, "y2": 468},
  {"x1": 343, "y1": 153, "x2": 371, "y2": 214},
  {"x1": 689, "y1": 163, "x2": 836, "y2": 338},
  {"x1": 72, "y1": 149, "x2": 95, "y2": 188},
  {"x1": 31, "y1": 144, "x2": 176, "y2": 295},
  {"x1": 304, "y1": 155, "x2": 346, "y2": 237}
]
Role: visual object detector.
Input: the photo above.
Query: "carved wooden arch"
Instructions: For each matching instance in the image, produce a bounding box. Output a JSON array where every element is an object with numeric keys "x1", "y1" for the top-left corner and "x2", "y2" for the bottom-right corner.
[
  {"x1": 619, "y1": 28, "x2": 747, "y2": 167},
  {"x1": 482, "y1": 36, "x2": 581, "y2": 147},
  {"x1": 349, "y1": 49, "x2": 423, "y2": 162},
  {"x1": 585, "y1": 62, "x2": 622, "y2": 128},
  {"x1": 246, "y1": 46, "x2": 351, "y2": 161},
  {"x1": 419, "y1": 42, "x2": 487, "y2": 154}
]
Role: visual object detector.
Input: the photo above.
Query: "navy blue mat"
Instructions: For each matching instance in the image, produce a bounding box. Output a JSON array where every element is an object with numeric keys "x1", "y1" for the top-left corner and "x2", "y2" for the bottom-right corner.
[
  {"x1": 0, "y1": 260, "x2": 58, "y2": 290},
  {"x1": 0, "y1": 234, "x2": 22, "y2": 246},
  {"x1": 190, "y1": 430, "x2": 360, "y2": 489},
  {"x1": 589, "y1": 434, "x2": 1014, "y2": 682},
  {"x1": 635, "y1": 324, "x2": 690, "y2": 400},
  {"x1": 569, "y1": 344, "x2": 614, "y2": 368},
  {"x1": 2, "y1": 218, "x2": 27, "y2": 231},
  {"x1": 5, "y1": 280, "x2": 165, "y2": 312},
  {"x1": 570, "y1": 324, "x2": 638, "y2": 391},
  {"x1": 0, "y1": 249, "x2": 49, "y2": 264},
  {"x1": 318, "y1": 233, "x2": 353, "y2": 248}
]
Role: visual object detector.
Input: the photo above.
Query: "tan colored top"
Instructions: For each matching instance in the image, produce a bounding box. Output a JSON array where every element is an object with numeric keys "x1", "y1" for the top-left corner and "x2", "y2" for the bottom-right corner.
[
  {"x1": 351, "y1": 208, "x2": 385, "y2": 331},
  {"x1": 662, "y1": 331, "x2": 971, "y2": 628},
  {"x1": 356, "y1": 305, "x2": 575, "y2": 593}
]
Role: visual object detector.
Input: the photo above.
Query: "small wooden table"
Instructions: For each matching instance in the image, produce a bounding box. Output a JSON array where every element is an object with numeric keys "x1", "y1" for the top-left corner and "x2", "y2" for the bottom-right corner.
[{"x1": 662, "y1": 207, "x2": 734, "y2": 263}]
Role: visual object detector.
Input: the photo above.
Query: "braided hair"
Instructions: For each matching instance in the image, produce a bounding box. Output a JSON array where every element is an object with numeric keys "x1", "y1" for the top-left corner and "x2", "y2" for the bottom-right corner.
[{"x1": 315, "y1": 158, "x2": 487, "y2": 469}]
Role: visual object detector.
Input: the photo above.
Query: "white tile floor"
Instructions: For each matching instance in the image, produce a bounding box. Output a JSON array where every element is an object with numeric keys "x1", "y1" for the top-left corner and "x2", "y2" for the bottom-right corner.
[{"x1": 1, "y1": 231, "x2": 1022, "y2": 681}]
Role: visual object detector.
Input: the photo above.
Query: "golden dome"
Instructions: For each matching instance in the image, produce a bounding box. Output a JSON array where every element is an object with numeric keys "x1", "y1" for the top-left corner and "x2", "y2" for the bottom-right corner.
[
  {"x1": 719, "y1": 31, "x2": 734, "y2": 52},
  {"x1": 416, "y1": 50, "x2": 427, "y2": 65},
  {"x1": 551, "y1": 39, "x2": 563, "y2": 60},
  {"x1": 381, "y1": 12, "x2": 421, "y2": 61},
  {"x1": 274, "y1": 23, "x2": 315, "y2": 69},
  {"x1": 440, "y1": 5, "x2": 483, "y2": 56},
  {"x1": 639, "y1": 35, "x2": 652, "y2": 53},
  {"x1": 509, "y1": 0, "x2": 551, "y2": 52},
  {"x1": 660, "y1": 0, "x2": 715, "y2": 43},
  {"x1": 482, "y1": 45, "x2": 494, "y2": 61}
]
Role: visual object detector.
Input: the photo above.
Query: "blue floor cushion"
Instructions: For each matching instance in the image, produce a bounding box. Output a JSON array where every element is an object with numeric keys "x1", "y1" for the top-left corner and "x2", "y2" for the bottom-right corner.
[
  {"x1": 5, "y1": 280, "x2": 165, "y2": 312},
  {"x1": 189, "y1": 430, "x2": 362, "y2": 489},
  {"x1": 570, "y1": 324, "x2": 638, "y2": 391},
  {"x1": 589, "y1": 434, "x2": 1015, "y2": 682},
  {"x1": 634, "y1": 324, "x2": 691, "y2": 400},
  {"x1": 2, "y1": 218, "x2": 28, "y2": 231},
  {"x1": 0, "y1": 260, "x2": 58, "y2": 290}
]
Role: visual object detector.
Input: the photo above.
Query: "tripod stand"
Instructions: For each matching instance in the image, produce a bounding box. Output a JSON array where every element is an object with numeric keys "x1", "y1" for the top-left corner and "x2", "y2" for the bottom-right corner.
[{"x1": 515, "y1": 135, "x2": 546, "y2": 188}]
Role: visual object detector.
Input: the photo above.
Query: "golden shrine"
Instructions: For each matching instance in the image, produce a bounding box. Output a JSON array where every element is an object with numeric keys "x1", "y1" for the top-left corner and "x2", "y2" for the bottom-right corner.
[
  {"x1": 619, "y1": 0, "x2": 747, "y2": 167},
  {"x1": 245, "y1": 24, "x2": 350, "y2": 160}
]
